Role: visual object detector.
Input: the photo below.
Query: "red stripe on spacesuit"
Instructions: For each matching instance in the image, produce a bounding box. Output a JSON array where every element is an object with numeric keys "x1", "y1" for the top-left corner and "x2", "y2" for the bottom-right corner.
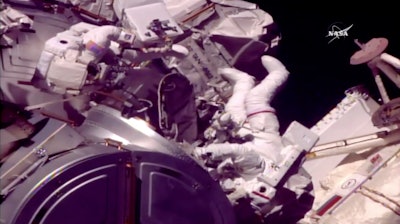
[
  {"x1": 252, "y1": 191, "x2": 271, "y2": 200},
  {"x1": 247, "y1": 110, "x2": 276, "y2": 118}
]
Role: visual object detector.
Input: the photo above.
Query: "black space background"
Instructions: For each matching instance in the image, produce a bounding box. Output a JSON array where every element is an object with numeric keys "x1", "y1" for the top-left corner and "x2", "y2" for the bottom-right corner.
[{"x1": 245, "y1": 1, "x2": 400, "y2": 133}]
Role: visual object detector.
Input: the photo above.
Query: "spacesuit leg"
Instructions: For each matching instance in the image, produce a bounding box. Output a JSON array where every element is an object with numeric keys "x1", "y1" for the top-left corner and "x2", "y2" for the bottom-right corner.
[
  {"x1": 218, "y1": 67, "x2": 255, "y2": 125},
  {"x1": 245, "y1": 55, "x2": 289, "y2": 133}
]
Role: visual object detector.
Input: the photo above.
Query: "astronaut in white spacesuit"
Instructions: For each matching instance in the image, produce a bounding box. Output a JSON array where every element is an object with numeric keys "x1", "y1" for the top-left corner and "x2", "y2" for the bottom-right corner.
[
  {"x1": 32, "y1": 21, "x2": 188, "y2": 94},
  {"x1": 192, "y1": 55, "x2": 305, "y2": 211},
  {"x1": 195, "y1": 55, "x2": 291, "y2": 179}
]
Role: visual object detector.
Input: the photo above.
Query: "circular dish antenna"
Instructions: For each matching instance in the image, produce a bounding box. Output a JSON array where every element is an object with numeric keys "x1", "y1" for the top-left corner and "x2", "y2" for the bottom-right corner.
[{"x1": 350, "y1": 38, "x2": 388, "y2": 65}]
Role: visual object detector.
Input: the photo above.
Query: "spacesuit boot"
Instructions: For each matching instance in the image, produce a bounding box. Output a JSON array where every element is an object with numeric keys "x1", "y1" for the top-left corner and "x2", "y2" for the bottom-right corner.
[{"x1": 218, "y1": 67, "x2": 255, "y2": 125}]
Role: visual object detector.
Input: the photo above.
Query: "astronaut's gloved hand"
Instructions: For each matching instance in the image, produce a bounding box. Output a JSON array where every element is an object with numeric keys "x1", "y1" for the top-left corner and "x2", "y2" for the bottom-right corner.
[
  {"x1": 167, "y1": 44, "x2": 189, "y2": 58},
  {"x1": 218, "y1": 67, "x2": 255, "y2": 126}
]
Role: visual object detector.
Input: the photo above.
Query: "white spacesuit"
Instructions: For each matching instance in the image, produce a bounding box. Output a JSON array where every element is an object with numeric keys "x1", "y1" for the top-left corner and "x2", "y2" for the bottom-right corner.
[
  {"x1": 32, "y1": 21, "x2": 188, "y2": 94},
  {"x1": 196, "y1": 55, "x2": 290, "y2": 171},
  {"x1": 194, "y1": 55, "x2": 300, "y2": 205}
]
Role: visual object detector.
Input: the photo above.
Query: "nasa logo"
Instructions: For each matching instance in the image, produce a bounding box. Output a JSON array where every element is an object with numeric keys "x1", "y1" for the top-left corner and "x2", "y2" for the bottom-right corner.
[
  {"x1": 326, "y1": 23, "x2": 353, "y2": 44},
  {"x1": 341, "y1": 178, "x2": 356, "y2": 189}
]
